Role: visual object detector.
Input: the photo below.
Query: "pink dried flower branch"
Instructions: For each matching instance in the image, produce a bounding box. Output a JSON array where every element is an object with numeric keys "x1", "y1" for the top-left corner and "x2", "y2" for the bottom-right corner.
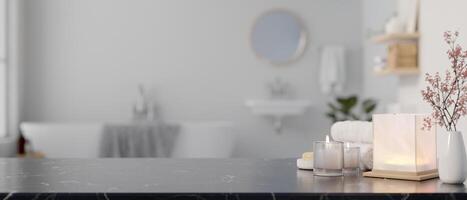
[{"x1": 422, "y1": 31, "x2": 467, "y2": 131}]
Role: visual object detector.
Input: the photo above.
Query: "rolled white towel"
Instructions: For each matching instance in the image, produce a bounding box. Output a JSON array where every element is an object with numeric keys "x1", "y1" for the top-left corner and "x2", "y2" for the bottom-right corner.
[
  {"x1": 362, "y1": 147, "x2": 373, "y2": 171},
  {"x1": 331, "y1": 121, "x2": 373, "y2": 144},
  {"x1": 346, "y1": 142, "x2": 373, "y2": 171},
  {"x1": 354, "y1": 143, "x2": 373, "y2": 171}
]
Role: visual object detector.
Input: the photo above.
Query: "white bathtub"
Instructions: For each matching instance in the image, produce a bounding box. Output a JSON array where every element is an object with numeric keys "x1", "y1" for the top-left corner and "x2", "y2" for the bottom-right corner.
[{"x1": 20, "y1": 121, "x2": 236, "y2": 158}]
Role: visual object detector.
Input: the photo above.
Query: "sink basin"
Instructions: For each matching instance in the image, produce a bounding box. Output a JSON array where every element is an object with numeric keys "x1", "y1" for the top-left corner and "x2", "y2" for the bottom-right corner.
[
  {"x1": 245, "y1": 99, "x2": 312, "y2": 133},
  {"x1": 245, "y1": 99, "x2": 312, "y2": 117}
]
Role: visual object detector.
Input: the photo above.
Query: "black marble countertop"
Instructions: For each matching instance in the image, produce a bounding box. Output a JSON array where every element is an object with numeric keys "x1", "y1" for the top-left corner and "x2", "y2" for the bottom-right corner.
[{"x1": 0, "y1": 158, "x2": 465, "y2": 199}]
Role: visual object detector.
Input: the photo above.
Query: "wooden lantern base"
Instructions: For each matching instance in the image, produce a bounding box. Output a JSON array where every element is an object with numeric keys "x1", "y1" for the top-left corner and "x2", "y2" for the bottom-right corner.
[{"x1": 363, "y1": 169, "x2": 438, "y2": 181}]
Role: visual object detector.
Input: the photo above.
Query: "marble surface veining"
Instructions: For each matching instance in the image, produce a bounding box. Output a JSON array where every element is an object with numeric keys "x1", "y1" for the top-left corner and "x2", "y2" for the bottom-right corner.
[{"x1": 0, "y1": 158, "x2": 464, "y2": 199}]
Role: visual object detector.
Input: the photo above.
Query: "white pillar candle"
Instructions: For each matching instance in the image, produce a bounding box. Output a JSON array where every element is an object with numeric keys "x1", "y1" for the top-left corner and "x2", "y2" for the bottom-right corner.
[
  {"x1": 313, "y1": 135, "x2": 344, "y2": 176},
  {"x1": 344, "y1": 143, "x2": 360, "y2": 173}
]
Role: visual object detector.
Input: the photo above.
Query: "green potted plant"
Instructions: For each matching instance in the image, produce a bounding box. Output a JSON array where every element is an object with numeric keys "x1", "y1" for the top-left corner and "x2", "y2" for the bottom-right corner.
[{"x1": 326, "y1": 95, "x2": 377, "y2": 123}]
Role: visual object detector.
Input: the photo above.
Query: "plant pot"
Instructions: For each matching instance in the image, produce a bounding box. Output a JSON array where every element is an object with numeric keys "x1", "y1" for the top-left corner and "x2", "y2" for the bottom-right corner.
[{"x1": 439, "y1": 131, "x2": 467, "y2": 184}]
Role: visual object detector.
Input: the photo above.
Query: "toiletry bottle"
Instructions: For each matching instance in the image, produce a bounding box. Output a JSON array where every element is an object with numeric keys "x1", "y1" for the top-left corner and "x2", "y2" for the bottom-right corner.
[
  {"x1": 133, "y1": 84, "x2": 148, "y2": 121},
  {"x1": 17, "y1": 131, "x2": 29, "y2": 155}
]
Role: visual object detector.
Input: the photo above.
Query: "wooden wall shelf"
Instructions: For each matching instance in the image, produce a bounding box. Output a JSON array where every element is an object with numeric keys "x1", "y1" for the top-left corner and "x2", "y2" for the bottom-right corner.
[
  {"x1": 374, "y1": 67, "x2": 419, "y2": 76},
  {"x1": 371, "y1": 32, "x2": 420, "y2": 76},
  {"x1": 372, "y1": 32, "x2": 420, "y2": 44}
]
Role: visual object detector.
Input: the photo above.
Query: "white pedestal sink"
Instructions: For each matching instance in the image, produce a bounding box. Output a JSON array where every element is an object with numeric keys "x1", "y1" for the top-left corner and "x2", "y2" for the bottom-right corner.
[{"x1": 245, "y1": 99, "x2": 312, "y2": 133}]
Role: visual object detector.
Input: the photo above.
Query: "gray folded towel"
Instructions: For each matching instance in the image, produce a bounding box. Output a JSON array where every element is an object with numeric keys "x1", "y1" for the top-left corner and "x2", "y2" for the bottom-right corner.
[{"x1": 99, "y1": 122, "x2": 179, "y2": 158}]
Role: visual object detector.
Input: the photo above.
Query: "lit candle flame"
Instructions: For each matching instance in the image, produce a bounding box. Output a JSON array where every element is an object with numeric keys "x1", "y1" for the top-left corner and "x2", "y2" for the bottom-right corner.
[{"x1": 326, "y1": 135, "x2": 330, "y2": 143}]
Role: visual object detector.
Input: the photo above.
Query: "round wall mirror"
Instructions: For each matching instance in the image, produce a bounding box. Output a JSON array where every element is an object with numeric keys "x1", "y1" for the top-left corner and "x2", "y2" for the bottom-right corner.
[{"x1": 251, "y1": 9, "x2": 307, "y2": 65}]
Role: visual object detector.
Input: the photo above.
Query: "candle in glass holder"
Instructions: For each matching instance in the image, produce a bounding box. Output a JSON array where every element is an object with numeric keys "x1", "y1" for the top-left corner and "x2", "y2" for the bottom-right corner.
[
  {"x1": 313, "y1": 135, "x2": 344, "y2": 176},
  {"x1": 343, "y1": 143, "x2": 360, "y2": 174}
]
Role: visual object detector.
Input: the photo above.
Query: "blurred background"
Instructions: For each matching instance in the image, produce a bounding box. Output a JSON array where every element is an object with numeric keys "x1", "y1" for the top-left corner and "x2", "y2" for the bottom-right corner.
[{"x1": 0, "y1": 0, "x2": 464, "y2": 159}]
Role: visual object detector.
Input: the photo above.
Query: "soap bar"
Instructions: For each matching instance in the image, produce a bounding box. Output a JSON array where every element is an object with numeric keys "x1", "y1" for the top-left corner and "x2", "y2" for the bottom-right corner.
[{"x1": 302, "y1": 152, "x2": 313, "y2": 160}]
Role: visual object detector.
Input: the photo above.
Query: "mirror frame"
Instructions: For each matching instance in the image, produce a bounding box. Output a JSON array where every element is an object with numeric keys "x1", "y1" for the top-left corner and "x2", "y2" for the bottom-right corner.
[{"x1": 250, "y1": 8, "x2": 308, "y2": 66}]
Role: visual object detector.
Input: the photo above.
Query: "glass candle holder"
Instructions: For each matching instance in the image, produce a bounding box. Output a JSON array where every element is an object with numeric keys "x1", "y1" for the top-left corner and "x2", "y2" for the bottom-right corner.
[
  {"x1": 313, "y1": 141, "x2": 344, "y2": 176},
  {"x1": 344, "y1": 146, "x2": 360, "y2": 174}
]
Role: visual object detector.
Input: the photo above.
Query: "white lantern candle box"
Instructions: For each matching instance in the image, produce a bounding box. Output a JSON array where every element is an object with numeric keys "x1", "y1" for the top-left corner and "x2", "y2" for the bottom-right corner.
[{"x1": 363, "y1": 114, "x2": 438, "y2": 181}]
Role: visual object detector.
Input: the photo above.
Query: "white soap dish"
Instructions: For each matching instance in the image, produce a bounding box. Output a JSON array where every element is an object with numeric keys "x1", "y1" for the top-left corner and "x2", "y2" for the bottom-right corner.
[
  {"x1": 297, "y1": 152, "x2": 313, "y2": 170},
  {"x1": 297, "y1": 158, "x2": 313, "y2": 170}
]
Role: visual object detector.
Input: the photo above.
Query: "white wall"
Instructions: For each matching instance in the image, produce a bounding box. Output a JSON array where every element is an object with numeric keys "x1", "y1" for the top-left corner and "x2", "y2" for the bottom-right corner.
[
  {"x1": 398, "y1": 0, "x2": 467, "y2": 153},
  {"x1": 0, "y1": 0, "x2": 6, "y2": 137},
  {"x1": 361, "y1": 0, "x2": 398, "y2": 110},
  {"x1": 6, "y1": 0, "x2": 23, "y2": 139},
  {"x1": 19, "y1": 0, "x2": 364, "y2": 158}
]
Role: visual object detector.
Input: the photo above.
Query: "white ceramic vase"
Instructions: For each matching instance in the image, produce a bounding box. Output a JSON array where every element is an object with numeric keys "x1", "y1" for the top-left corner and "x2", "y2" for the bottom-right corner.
[{"x1": 439, "y1": 131, "x2": 467, "y2": 184}]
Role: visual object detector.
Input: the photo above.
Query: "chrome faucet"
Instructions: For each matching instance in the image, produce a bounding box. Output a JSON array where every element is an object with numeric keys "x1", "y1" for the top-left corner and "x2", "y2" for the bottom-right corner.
[{"x1": 267, "y1": 77, "x2": 291, "y2": 99}]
